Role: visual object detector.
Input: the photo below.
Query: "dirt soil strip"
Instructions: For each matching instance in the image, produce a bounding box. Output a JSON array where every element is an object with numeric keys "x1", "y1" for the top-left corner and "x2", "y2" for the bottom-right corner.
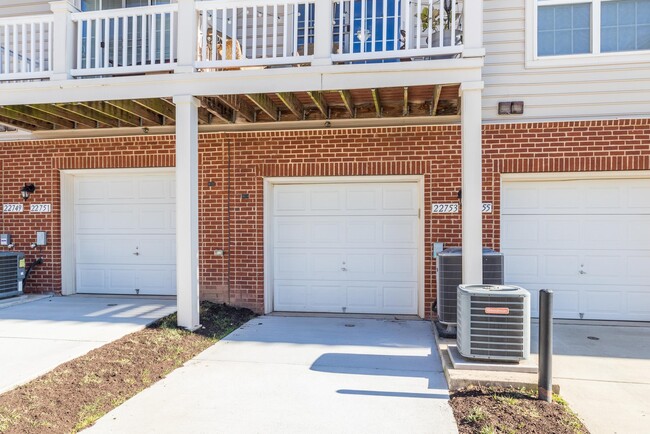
[
  {"x1": 0, "y1": 302, "x2": 255, "y2": 434},
  {"x1": 449, "y1": 386, "x2": 590, "y2": 434}
]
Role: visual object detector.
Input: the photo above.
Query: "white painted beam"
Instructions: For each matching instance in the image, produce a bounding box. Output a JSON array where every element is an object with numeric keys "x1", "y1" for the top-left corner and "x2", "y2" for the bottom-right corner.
[
  {"x1": 0, "y1": 59, "x2": 483, "y2": 106},
  {"x1": 460, "y1": 81, "x2": 484, "y2": 284},
  {"x1": 49, "y1": 1, "x2": 78, "y2": 81},
  {"x1": 173, "y1": 94, "x2": 201, "y2": 330}
]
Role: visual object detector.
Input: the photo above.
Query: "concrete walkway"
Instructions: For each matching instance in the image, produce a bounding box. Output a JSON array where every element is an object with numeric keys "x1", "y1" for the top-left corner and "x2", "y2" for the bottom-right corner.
[
  {"x1": 531, "y1": 321, "x2": 650, "y2": 434},
  {"x1": 89, "y1": 316, "x2": 458, "y2": 434},
  {"x1": 0, "y1": 295, "x2": 176, "y2": 394}
]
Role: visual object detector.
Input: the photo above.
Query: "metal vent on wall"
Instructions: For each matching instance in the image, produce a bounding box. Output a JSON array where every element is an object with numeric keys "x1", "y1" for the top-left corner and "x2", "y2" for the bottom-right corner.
[
  {"x1": 456, "y1": 284, "x2": 531, "y2": 362},
  {"x1": 436, "y1": 247, "x2": 504, "y2": 326}
]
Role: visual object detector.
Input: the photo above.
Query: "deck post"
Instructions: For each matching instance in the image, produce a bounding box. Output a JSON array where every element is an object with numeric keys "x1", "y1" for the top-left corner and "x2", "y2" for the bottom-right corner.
[
  {"x1": 460, "y1": 81, "x2": 484, "y2": 284},
  {"x1": 174, "y1": 94, "x2": 201, "y2": 330},
  {"x1": 176, "y1": 0, "x2": 197, "y2": 73},
  {"x1": 50, "y1": 1, "x2": 78, "y2": 80}
]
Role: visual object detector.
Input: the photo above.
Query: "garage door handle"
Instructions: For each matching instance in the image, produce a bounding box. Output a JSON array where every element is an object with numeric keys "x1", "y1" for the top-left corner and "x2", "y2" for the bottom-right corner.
[
  {"x1": 578, "y1": 270, "x2": 586, "y2": 274},
  {"x1": 341, "y1": 267, "x2": 347, "y2": 271},
  {"x1": 133, "y1": 252, "x2": 139, "y2": 256}
]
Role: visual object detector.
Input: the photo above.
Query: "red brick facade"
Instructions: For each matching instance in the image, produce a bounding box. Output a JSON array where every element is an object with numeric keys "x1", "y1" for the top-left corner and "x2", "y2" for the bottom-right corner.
[{"x1": 1, "y1": 119, "x2": 649, "y2": 315}]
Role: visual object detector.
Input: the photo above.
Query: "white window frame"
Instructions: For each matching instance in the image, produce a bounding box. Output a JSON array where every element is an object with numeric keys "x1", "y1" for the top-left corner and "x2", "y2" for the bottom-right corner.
[{"x1": 525, "y1": 0, "x2": 650, "y2": 68}]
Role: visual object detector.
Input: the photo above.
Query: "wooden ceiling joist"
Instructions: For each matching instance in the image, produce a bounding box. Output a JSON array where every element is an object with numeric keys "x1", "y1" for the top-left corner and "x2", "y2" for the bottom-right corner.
[
  {"x1": 214, "y1": 95, "x2": 256, "y2": 123},
  {"x1": 370, "y1": 88, "x2": 382, "y2": 118},
  {"x1": 57, "y1": 103, "x2": 121, "y2": 128},
  {"x1": 135, "y1": 98, "x2": 176, "y2": 122},
  {"x1": 276, "y1": 92, "x2": 304, "y2": 120},
  {"x1": 0, "y1": 114, "x2": 40, "y2": 131},
  {"x1": 308, "y1": 91, "x2": 329, "y2": 118},
  {"x1": 11, "y1": 105, "x2": 75, "y2": 129},
  {"x1": 338, "y1": 90, "x2": 355, "y2": 118},
  {"x1": 79, "y1": 101, "x2": 142, "y2": 127},
  {"x1": 199, "y1": 97, "x2": 234, "y2": 124},
  {"x1": 246, "y1": 94, "x2": 279, "y2": 121},
  {"x1": 107, "y1": 100, "x2": 164, "y2": 126},
  {"x1": 28, "y1": 104, "x2": 98, "y2": 128},
  {"x1": 431, "y1": 85, "x2": 442, "y2": 116},
  {"x1": 0, "y1": 107, "x2": 54, "y2": 130}
]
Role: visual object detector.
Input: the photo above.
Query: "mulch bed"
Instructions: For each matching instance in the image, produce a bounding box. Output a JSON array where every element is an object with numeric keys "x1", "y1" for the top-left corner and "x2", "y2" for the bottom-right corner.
[
  {"x1": 449, "y1": 386, "x2": 590, "y2": 434},
  {"x1": 0, "y1": 301, "x2": 255, "y2": 434}
]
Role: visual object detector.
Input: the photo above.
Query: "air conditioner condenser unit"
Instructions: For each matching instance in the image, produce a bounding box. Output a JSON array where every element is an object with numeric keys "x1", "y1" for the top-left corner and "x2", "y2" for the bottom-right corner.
[
  {"x1": 457, "y1": 284, "x2": 531, "y2": 362},
  {"x1": 0, "y1": 252, "x2": 26, "y2": 299}
]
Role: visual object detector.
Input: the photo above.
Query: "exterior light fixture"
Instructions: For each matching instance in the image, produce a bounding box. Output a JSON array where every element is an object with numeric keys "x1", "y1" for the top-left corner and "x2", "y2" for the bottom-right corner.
[
  {"x1": 498, "y1": 101, "x2": 525, "y2": 115},
  {"x1": 20, "y1": 183, "x2": 36, "y2": 201}
]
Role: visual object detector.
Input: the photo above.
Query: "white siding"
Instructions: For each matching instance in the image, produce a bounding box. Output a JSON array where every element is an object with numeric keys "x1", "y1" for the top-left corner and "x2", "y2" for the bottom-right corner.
[
  {"x1": 0, "y1": 1, "x2": 52, "y2": 17},
  {"x1": 483, "y1": 0, "x2": 650, "y2": 122}
]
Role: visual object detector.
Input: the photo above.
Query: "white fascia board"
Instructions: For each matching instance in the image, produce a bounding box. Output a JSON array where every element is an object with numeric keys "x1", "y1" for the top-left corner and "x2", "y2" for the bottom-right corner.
[{"x1": 0, "y1": 58, "x2": 483, "y2": 106}]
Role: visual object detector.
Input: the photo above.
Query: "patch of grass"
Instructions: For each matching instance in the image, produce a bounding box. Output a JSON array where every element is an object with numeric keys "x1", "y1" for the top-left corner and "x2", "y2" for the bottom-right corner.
[
  {"x1": 73, "y1": 399, "x2": 107, "y2": 432},
  {"x1": 0, "y1": 407, "x2": 20, "y2": 431},
  {"x1": 464, "y1": 406, "x2": 488, "y2": 424},
  {"x1": 450, "y1": 386, "x2": 589, "y2": 434},
  {"x1": 478, "y1": 426, "x2": 496, "y2": 434}
]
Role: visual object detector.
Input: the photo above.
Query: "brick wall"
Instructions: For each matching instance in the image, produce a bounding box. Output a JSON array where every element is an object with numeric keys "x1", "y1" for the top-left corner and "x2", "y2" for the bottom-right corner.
[{"x1": 1, "y1": 118, "x2": 648, "y2": 316}]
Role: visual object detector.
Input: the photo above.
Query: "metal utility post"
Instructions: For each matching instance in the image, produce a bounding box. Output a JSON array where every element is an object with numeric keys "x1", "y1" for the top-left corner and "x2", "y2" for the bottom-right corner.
[{"x1": 538, "y1": 289, "x2": 553, "y2": 402}]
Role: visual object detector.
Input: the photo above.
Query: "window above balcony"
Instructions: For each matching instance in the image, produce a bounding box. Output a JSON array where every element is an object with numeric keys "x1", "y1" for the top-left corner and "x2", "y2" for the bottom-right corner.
[{"x1": 526, "y1": 0, "x2": 650, "y2": 68}]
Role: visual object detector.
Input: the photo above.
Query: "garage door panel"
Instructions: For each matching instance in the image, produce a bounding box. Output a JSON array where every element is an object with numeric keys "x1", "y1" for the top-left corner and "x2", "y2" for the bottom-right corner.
[
  {"x1": 503, "y1": 177, "x2": 650, "y2": 321},
  {"x1": 501, "y1": 217, "x2": 539, "y2": 247},
  {"x1": 383, "y1": 185, "x2": 418, "y2": 212},
  {"x1": 628, "y1": 292, "x2": 650, "y2": 316},
  {"x1": 545, "y1": 255, "x2": 581, "y2": 278},
  {"x1": 109, "y1": 268, "x2": 137, "y2": 290},
  {"x1": 311, "y1": 189, "x2": 342, "y2": 211},
  {"x1": 74, "y1": 172, "x2": 176, "y2": 296},
  {"x1": 309, "y1": 284, "x2": 347, "y2": 309},
  {"x1": 76, "y1": 268, "x2": 106, "y2": 292},
  {"x1": 273, "y1": 183, "x2": 418, "y2": 216},
  {"x1": 383, "y1": 283, "x2": 418, "y2": 312},
  {"x1": 347, "y1": 187, "x2": 379, "y2": 211},
  {"x1": 347, "y1": 285, "x2": 380, "y2": 309},
  {"x1": 135, "y1": 268, "x2": 176, "y2": 295},
  {"x1": 108, "y1": 179, "x2": 137, "y2": 200},
  {"x1": 272, "y1": 181, "x2": 420, "y2": 315},
  {"x1": 505, "y1": 254, "x2": 539, "y2": 280}
]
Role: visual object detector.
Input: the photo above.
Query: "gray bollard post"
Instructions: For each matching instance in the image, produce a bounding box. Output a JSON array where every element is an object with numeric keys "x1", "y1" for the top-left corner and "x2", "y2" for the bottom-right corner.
[{"x1": 538, "y1": 289, "x2": 553, "y2": 402}]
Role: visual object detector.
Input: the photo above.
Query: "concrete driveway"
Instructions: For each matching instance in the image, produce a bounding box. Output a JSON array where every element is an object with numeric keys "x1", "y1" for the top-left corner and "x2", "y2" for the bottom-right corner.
[
  {"x1": 88, "y1": 316, "x2": 458, "y2": 434},
  {"x1": 0, "y1": 295, "x2": 176, "y2": 394},
  {"x1": 531, "y1": 321, "x2": 650, "y2": 434}
]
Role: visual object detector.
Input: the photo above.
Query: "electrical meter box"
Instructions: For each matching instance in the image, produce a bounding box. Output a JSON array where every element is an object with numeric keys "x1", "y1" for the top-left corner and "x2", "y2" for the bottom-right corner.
[{"x1": 0, "y1": 234, "x2": 11, "y2": 246}]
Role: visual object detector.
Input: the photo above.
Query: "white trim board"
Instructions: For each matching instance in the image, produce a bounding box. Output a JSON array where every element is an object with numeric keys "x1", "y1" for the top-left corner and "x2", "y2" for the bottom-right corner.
[
  {"x1": 60, "y1": 167, "x2": 175, "y2": 296},
  {"x1": 263, "y1": 175, "x2": 426, "y2": 318}
]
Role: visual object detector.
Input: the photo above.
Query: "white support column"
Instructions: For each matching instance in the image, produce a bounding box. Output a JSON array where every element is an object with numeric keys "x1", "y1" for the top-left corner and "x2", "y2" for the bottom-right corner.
[
  {"x1": 312, "y1": 0, "x2": 333, "y2": 66},
  {"x1": 175, "y1": 0, "x2": 197, "y2": 73},
  {"x1": 462, "y1": 0, "x2": 485, "y2": 58},
  {"x1": 460, "y1": 81, "x2": 484, "y2": 284},
  {"x1": 49, "y1": 1, "x2": 78, "y2": 80},
  {"x1": 174, "y1": 94, "x2": 201, "y2": 330}
]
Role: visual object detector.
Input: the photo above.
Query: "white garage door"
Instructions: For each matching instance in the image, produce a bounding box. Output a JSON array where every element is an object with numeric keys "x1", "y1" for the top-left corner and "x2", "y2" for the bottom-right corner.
[
  {"x1": 74, "y1": 172, "x2": 176, "y2": 296},
  {"x1": 502, "y1": 177, "x2": 650, "y2": 321},
  {"x1": 272, "y1": 182, "x2": 419, "y2": 314}
]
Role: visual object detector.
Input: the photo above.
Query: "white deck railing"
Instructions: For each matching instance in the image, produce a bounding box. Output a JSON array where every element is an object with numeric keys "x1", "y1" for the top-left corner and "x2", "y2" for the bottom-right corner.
[
  {"x1": 71, "y1": 4, "x2": 177, "y2": 76},
  {"x1": 0, "y1": 15, "x2": 54, "y2": 80},
  {"x1": 331, "y1": 0, "x2": 463, "y2": 63},
  {"x1": 0, "y1": 0, "x2": 464, "y2": 81},
  {"x1": 196, "y1": 0, "x2": 315, "y2": 69}
]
